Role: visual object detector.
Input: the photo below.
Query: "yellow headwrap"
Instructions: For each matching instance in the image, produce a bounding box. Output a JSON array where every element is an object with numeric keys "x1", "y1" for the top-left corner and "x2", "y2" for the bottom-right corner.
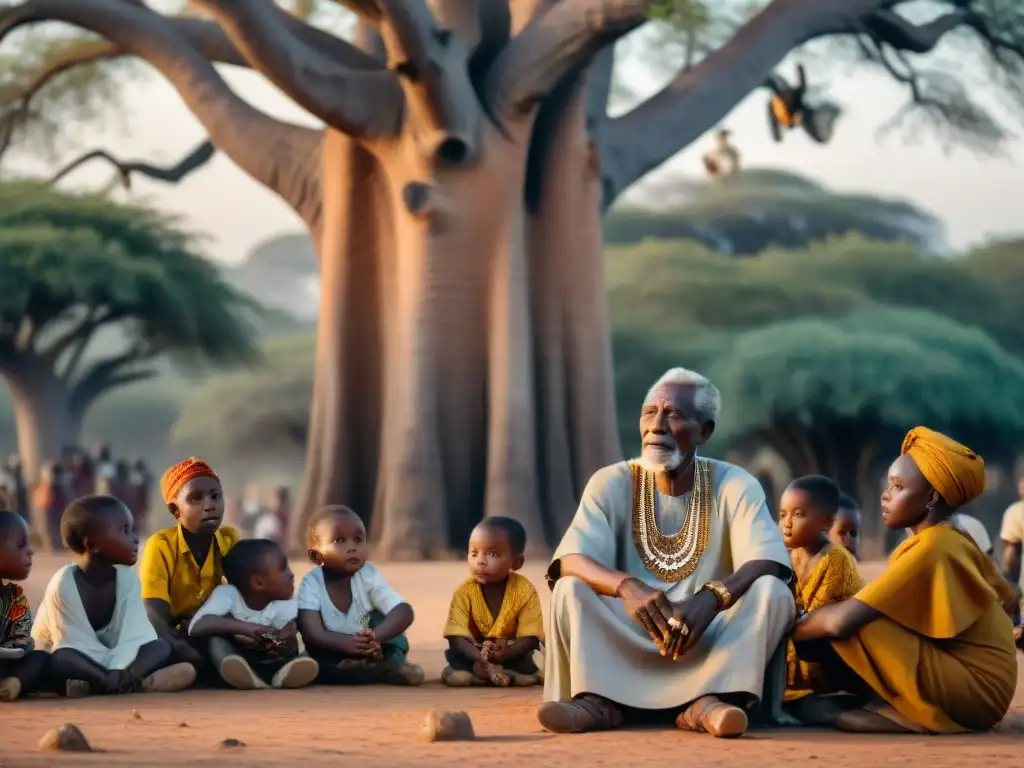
[{"x1": 900, "y1": 426, "x2": 985, "y2": 508}]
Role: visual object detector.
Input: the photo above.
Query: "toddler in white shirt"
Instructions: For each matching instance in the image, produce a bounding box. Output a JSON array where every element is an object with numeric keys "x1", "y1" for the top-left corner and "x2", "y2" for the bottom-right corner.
[
  {"x1": 297, "y1": 506, "x2": 423, "y2": 685},
  {"x1": 189, "y1": 538, "x2": 317, "y2": 690}
]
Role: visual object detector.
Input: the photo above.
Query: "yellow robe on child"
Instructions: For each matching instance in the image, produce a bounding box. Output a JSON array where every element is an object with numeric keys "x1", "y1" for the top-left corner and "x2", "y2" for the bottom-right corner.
[
  {"x1": 785, "y1": 544, "x2": 861, "y2": 701},
  {"x1": 831, "y1": 524, "x2": 1017, "y2": 733},
  {"x1": 443, "y1": 572, "x2": 545, "y2": 642}
]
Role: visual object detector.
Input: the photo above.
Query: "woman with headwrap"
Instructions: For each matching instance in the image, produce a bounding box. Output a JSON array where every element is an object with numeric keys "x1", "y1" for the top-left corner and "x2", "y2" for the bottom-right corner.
[{"x1": 791, "y1": 427, "x2": 1017, "y2": 734}]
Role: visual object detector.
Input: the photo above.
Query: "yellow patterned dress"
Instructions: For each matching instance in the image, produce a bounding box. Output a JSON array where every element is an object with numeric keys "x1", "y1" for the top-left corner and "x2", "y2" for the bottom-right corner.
[
  {"x1": 444, "y1": 572, "x2": 545, "y2": 643},
  {"x1": 785, "y1": 544, "x2": 861, "y2": 701}
]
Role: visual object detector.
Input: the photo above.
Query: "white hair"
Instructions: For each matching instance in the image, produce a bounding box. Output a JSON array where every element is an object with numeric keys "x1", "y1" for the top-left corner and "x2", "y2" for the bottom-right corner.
[{"x1": 645, "y1": 367, "x2": 722, "y2": 422}]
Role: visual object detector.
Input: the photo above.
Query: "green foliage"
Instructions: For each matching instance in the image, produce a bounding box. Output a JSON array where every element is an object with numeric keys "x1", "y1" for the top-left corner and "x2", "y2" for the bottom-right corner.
[
  {"x1": 0, "y1": 181, "x2": 260, "y2": 369},
  {"x1": 605, "y1": 169, "x2": 944, "y2": 253},
  {"x1": 170, "y1": 334, "x2": 314, "y2": 464},
  {"x1": 705, "y1": 308, "x2": 1024, "y2": 448}
]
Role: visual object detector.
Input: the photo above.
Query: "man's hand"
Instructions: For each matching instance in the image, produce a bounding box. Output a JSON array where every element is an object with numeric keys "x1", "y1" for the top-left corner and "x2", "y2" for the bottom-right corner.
[
  {"x1": 617, "y1": 577, "x2": 674, "y2": 650},
  {"x1": 665, "y1": 589, "x2": 721, "y2": 660}
]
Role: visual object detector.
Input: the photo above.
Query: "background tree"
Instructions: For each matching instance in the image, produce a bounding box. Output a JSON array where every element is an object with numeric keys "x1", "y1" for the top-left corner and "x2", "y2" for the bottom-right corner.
[
  {"x1": 0, "y1": 180, "x2": 259, "y2": 482},
  {"x1": 3, "y1": 0, "x2": 1022, "y2": 556}
]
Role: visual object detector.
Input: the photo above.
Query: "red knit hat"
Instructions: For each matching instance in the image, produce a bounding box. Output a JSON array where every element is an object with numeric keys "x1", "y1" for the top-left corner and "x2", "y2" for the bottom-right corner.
[{"x1": 160, "y1": 457, "x2": 219, "y2": 505}]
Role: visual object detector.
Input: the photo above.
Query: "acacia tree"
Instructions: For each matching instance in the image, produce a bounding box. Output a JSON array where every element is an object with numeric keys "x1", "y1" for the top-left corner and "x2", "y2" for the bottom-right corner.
[
  {"x1": 0, "y1": 181, "x2": 259, "y2": 483},
  {"x1": 2, "y1": 0, "x2": 1021, "y2": 557}
]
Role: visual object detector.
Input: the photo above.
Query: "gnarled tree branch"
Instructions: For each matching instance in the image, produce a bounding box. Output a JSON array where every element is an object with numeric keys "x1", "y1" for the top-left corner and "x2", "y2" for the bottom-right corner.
[
  {"x1": 488, "y1": 0, "x2": 650, "y2": 122},
  {"x1": 67, "y1": 347, "x2": 156, "y2": 418},
  {"x1": 191, "y1": 0, "x2": 404, "y2": 137},
  {"x1": 0, "y1": 0, "x2": 323, "y2": 226},
  {"x1": 377, "y1": 0, "x2": 482, "y2": 164},
  {"x1": 47, "y1": 139, "x2": 216, "y2": 189},
  {"x1": 862, "y1": 8, "x2": 971, "y2": 54},
  {"x1": 599, "y1": 0, "x2": 890, "y2": 206}
]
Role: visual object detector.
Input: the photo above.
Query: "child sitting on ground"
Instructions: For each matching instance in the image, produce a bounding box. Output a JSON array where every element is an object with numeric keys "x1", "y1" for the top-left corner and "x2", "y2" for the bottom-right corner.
[
  {"x1": 297, "y1": 506, "x2": 423, "y2": 686},
  {"x1": 0, "y1": 510, "x2": 49, "y2": 701},
  {"x1": 140, "y1": 458, "x2": 240, "y2": 674},
  {"x1": 189, "y1": 538, "x2": 318, "y2": 690},
  {"x1": 442, "y1": 516, "x2": 544, "y2": 687},
  {"x1": 32, "y1": 496, "x2": 195, "y2": 697},
  {"x1": 829, "y1": 492, "x2": 861, "y2": 560},
  {"x1": 778, "y1": 476, "x2": 861, "y2": 706}
]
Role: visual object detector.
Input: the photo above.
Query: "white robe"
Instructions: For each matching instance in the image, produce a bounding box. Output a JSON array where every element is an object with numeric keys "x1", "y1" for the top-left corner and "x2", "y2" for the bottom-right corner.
[
  {"x1": 32, "y1": 564, "x2": 158, "y2": 671},
  {"x1": 544, "y1": 459, "x2": 796, "y2": 717}
]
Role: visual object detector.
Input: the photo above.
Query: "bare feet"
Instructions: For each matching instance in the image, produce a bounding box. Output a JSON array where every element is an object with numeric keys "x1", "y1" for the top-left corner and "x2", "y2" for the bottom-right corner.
[
  {"x1": 473, "y1": 660, "x2": 510, "y2": 687},
  {"x1": 537, "y1": 694, "x2": 623, "y2": 734},
  {"x1": 0, "y1": 677, "x2": 20, "y2": 702},
  {"x1": 139, "y1": 662, "x2": 197, "y2": 694},
  {"x1": 271, "y1": 657, "x2": 319, "y2": 689},
  {"x1": 675, "y1": 695, "x2": 748, "y2": 738}
]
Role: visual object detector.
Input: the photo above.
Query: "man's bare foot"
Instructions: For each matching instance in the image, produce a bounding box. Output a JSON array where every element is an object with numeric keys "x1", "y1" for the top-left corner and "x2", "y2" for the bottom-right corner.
[
  {"x1": 0, "y1": 677, "x2": 20, "y2": 702},
  {"x1": 676, "y1": 695, "x2": 748, "y2": 738},
  {"x1": 537, "y1": 694, "x2": 623, "y2": 734}
]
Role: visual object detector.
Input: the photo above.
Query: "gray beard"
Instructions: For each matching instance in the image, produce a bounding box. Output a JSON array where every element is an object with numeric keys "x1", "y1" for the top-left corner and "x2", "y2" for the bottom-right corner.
[{"x1": 637, "y1": 446, "x2": 684, "y2": 474}]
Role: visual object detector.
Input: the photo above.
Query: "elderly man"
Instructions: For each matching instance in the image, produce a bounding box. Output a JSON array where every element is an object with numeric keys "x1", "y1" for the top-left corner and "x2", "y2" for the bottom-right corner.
[{"x1": 538, "y1": 368, "x2": 795, "y2": 737}]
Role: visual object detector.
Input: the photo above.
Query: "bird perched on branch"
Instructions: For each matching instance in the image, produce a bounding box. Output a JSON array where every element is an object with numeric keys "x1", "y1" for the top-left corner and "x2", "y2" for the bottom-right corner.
[
  {"x1": 702, "y1": 128, "x2": 740, "y2": 180},
  {"x1": 765, "y1": 64, "x2": 842, "y2": 145}
]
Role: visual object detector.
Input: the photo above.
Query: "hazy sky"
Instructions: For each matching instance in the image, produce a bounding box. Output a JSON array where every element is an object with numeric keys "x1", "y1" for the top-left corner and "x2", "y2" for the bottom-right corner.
[{"x1": 16, "y1": 37, "x2": 1024, "y2": 264}]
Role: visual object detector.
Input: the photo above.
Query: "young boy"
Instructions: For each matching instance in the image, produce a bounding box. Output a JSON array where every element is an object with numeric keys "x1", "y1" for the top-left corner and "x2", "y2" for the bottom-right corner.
[
  {"x1": 0, "y1": 510, "x2": 49, "y2": 701},
  {"x1": 189, "y1": 538, "x2": 318, "y2": 690},
  {"x1": 442, "y1": 516, "x2": 544, "y2": 687},
  {"x1": 777, "y1": 476, "x2": 861, "y2": 704},
  {"x1": 140, "y1": 458, "x2": 240, "y2": 673},
  {"x1": 297, "y1": 506, "x2": 423, "y2": 686},
  {"x1": 32, "y1": 496, "x2": 195, "y2": 697},
  {"x1": 829, "y1": 492, "x2": 861, "y2": 560}
]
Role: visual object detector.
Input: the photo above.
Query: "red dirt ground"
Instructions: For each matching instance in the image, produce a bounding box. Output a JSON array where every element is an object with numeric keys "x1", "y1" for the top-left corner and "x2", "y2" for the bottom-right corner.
[{"x1": 1, "y1": 556, "x2": 1021, "y2": 767}]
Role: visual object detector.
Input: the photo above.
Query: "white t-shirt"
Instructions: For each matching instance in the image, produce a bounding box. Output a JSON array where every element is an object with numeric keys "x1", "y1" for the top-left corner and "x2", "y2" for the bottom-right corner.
[
  {"x1": 253, "y1": 512, "x2": 282, "y2": 541},
  {"x1": 297, "y1": 564, "x2": 404, "y2": 635},
  {"x1": 999, "y1": 501, "x2": 1024, "y2": 545},
  {"x1": 188, "y1": 584, "x2": 297, "y2": 635}
]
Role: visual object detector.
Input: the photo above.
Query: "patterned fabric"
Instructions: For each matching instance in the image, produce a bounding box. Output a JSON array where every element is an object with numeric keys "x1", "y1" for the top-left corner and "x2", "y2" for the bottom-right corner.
[
  {"x1": 0, "y1": 580, "x2": 34, "y2": 649},
  {"x1": 159, "y1": 457, "x2": 218, "y2": 504},
  {"x1": 443, "y1": 572, "x2": 545, "y2": 642},
  {"x1": 785, "y1": 544, "x2": 861, "y2": 701}
]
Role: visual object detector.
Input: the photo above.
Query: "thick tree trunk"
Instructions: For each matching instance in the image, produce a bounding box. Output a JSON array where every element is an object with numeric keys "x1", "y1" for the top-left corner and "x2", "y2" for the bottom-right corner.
[
  {"x1": 294, "y1": 102, "x2": 620, "y2": 557},
  {"x1": 2, "y1": 362, "x2": 81, "y2": 485}
]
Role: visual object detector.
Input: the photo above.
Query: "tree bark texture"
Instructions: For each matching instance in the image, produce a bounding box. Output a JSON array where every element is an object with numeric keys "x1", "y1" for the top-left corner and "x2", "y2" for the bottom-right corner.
[{"x1": 1, "y1": 0, "x2": 923, "y2": 557}]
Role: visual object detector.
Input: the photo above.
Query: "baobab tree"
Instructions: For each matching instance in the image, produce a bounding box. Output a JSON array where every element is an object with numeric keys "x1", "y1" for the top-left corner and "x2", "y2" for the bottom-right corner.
[{"x1": 1, "y1": 0, "x2": 1021, "y2": 557}]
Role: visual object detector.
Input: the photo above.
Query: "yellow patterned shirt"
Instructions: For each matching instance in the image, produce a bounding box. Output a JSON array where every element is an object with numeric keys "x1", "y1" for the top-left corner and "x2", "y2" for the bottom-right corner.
[
  {"x1": 785, "y1": 543, "x2": 862, "y2": 701},
  {"x1": 443, "y1": 572, "x2": 545, "y2": 642}
]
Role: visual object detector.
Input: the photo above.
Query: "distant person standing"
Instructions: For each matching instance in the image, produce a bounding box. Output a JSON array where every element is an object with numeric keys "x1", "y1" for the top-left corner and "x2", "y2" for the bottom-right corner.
[
  {"x1": 999, "y1": 470, "x2": 1024, "y2": 587},
  {"x1": 271, "y1": 486, "x2": 291, "y2": 543},
  {"x1": 68, "y1": 449, "x2": 94, "y2": 498},
  {"x1": 128, "y1": 460, "x2": 153, "y2": 535},
  {"x1": 4, "y1": 455, "x2": 28, "y2": 520},
  {"x1": 33, "y1": 462, "x2": 69, "y2": 551},
  {"x1": 93, "y1": 444, "x2": 116, "y2": 495}
]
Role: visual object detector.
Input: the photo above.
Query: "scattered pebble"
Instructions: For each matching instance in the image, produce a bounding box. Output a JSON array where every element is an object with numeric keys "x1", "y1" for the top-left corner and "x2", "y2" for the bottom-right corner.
[
  {"x1": 132, "y1": 710, "x2": 143, "y2": 720},
  {"x1": 39, "y1": 724, "x2": 92, "y2": 752},
  {"x1": 421, "y1": 710, "x2": 475, "y2": 742},
  {"x1": 178, "y1": 722, "x2": 188, "y2": 728},
  {"x1": 219, "y1": 738, "x2": 245, "y2": 749}
]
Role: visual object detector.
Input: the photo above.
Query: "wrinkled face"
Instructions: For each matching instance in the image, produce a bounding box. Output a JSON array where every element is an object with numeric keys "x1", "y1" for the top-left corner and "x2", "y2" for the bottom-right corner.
[
  {"x1": 311, "y1": 512, "x2": 368, "y2": 575},
  {"x1": 778, "y1": 488, "x2": 832, "y2": 550},
  {"x1": 0, "y1": 516, "x2": 33, "y2": 581},
  {"x1": 172, "y1": 476, "x2": 225, "y2": 534},
  {"x1": 467, "y1": 524, "x2": 522, "y2": 585},
  {"x1": 638, "y1": 383, "x2": 714, "y2": 472},
  {"x1": 88, "y1": 502, "x2": 140, "y2": 566},
  {"x1": 252, "y1": 548, "x2": 295, "y2": 601},
  {"x1": 880, "y1": 454, "x2": 934, "y2": 530},
  {"x1": 829, "y1": 507, "x2": 861, "y2": 559}
]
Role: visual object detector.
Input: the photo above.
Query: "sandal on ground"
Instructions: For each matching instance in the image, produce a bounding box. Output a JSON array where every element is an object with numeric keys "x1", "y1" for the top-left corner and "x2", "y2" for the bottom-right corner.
[
  {"x1": 271, "y1": 657, "x2": 319, "y2": 689},
  {"x1": 536, "y1": 694, "x2": 623, "y2": 734},
  {"x1": 675, "y1": 695, "x2": 748, "y2": 738},
  {"x1": 139, "y1": 662, "x2": 197, "y2": 694}
]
